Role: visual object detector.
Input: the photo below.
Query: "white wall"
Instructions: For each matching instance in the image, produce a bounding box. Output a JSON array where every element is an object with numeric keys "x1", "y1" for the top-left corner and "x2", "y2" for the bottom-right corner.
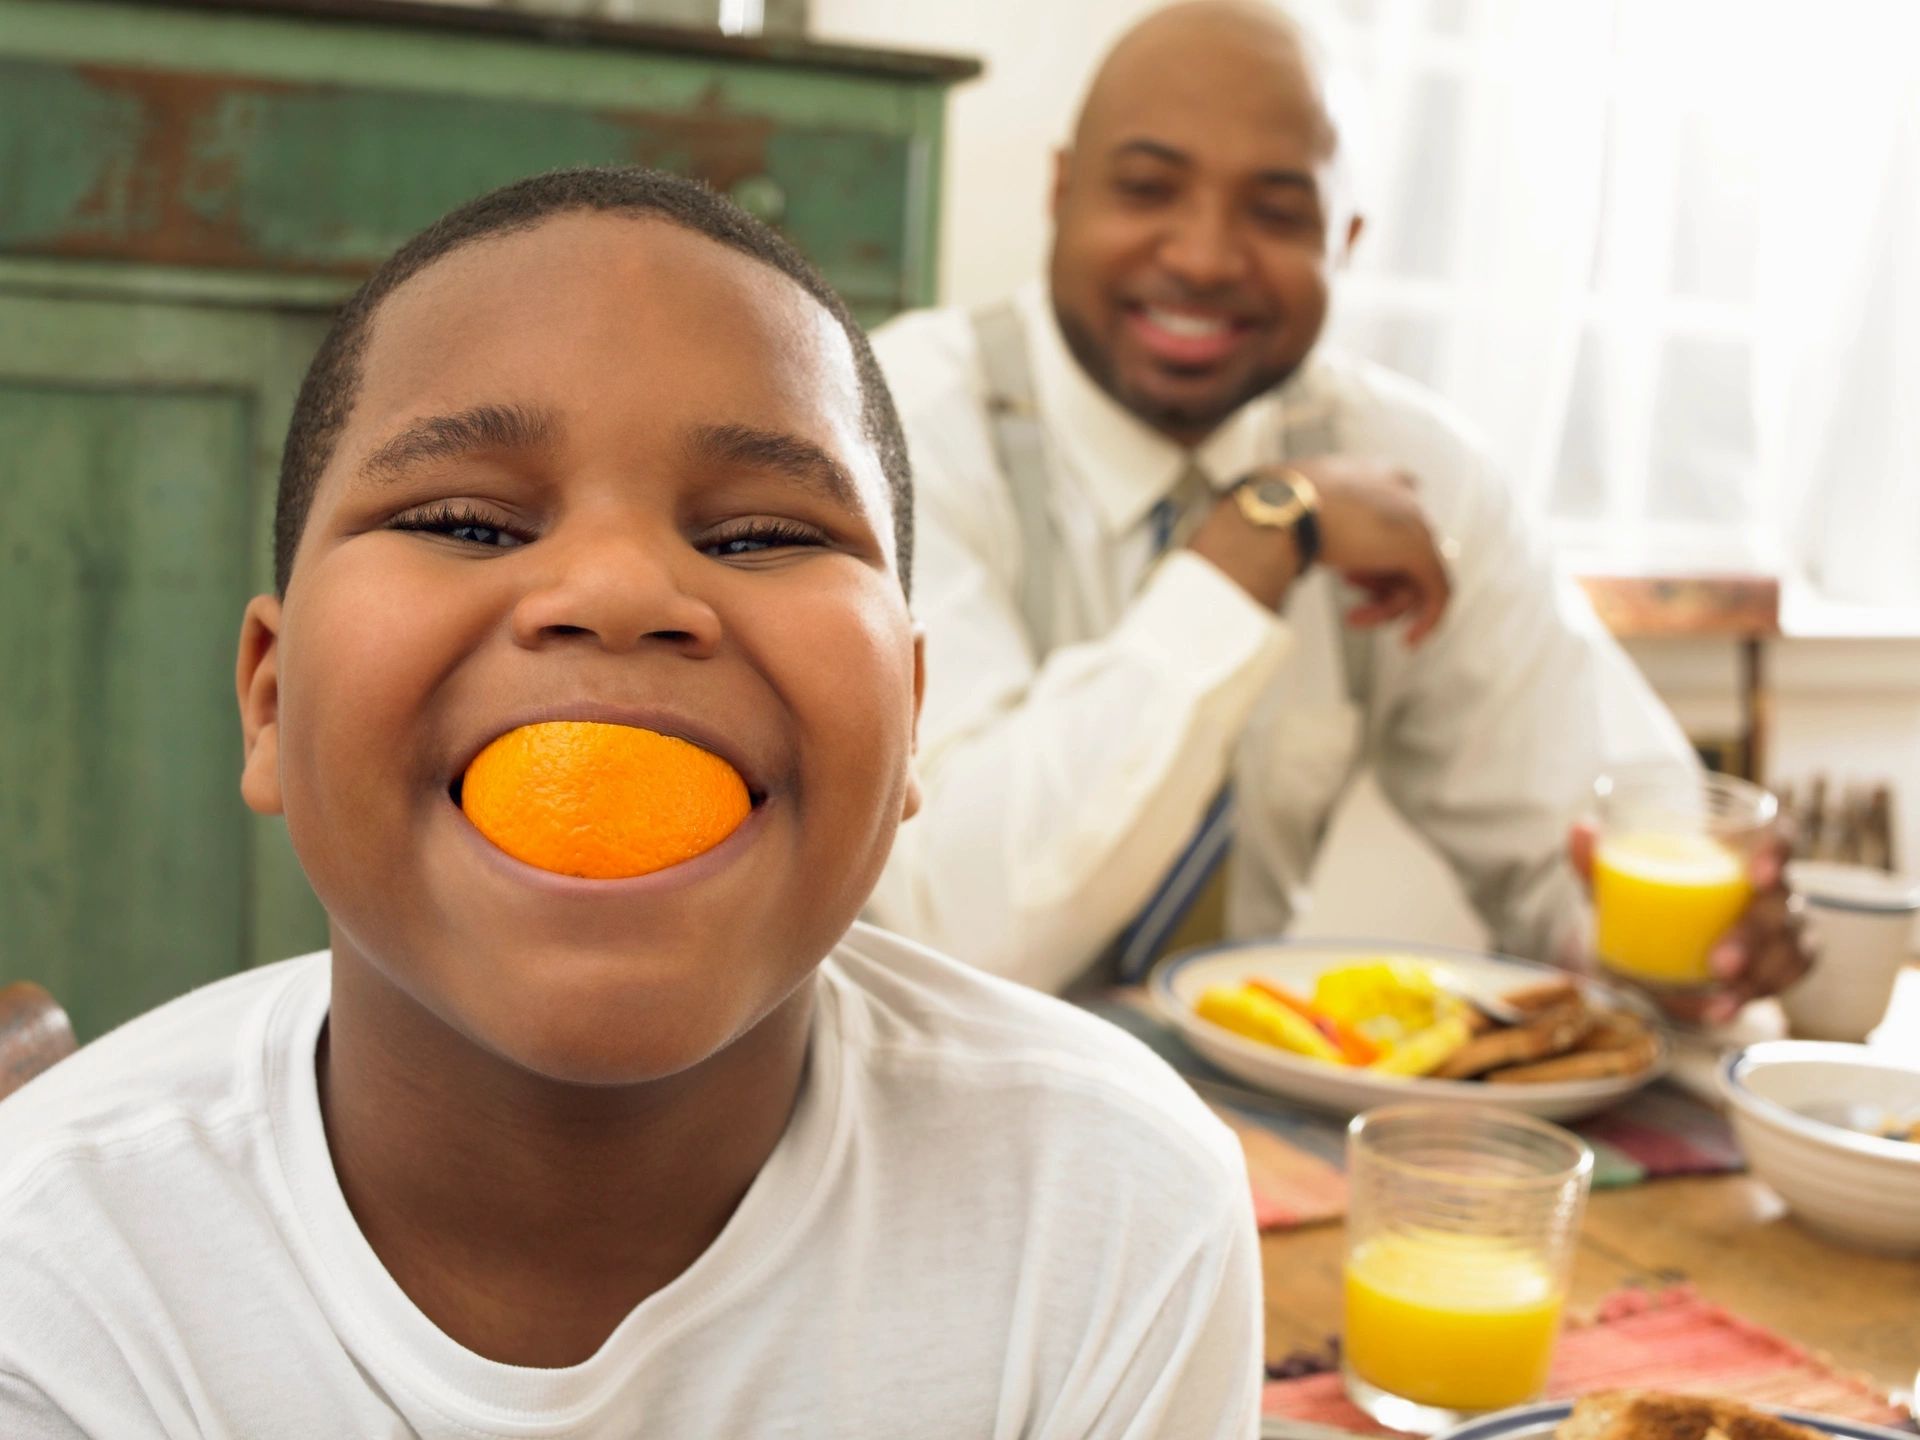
[{"x1": 812, "y1": 0, "x2": 1166, "y2": 307}]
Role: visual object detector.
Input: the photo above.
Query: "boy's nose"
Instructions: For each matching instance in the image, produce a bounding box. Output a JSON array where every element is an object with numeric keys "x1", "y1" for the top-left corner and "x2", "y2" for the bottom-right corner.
[{"x1": 508, "y1": 529, "x2": 721, "y2": 659}]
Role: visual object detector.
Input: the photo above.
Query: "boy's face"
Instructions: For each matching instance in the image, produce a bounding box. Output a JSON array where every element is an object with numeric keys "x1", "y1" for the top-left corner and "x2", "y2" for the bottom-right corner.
[{"x1": 237, "y1": 213, "x2": 922, "y2": 1084}]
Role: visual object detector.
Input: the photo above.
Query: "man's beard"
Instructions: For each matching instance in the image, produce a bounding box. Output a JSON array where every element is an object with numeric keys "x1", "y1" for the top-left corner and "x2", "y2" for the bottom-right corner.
[{"x1": 1051, "y1": 302, "x2": 1298, "y2": 441}]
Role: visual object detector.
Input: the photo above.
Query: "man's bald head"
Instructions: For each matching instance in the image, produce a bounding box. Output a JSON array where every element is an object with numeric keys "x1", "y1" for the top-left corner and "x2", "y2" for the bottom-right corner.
[
  {"x1": 1046, "y1": 1, "x2": 1362, "y2": 446},
  {"x1": 1070, "y1": 2, "x2": 1340, "y2": 162}
]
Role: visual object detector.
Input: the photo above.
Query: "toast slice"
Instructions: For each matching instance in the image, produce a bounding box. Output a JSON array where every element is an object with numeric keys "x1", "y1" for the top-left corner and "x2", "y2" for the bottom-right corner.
[
  {"x1": 1431, "y1": 998, "x2": 1594, "y2": 1080},
  {"x1": 1485, "y1": 1012, "x2": 1660, "y2": 1084},
  {"x1": 1558, "y1": 1390, "x2": 1830, "y2": 1440}
]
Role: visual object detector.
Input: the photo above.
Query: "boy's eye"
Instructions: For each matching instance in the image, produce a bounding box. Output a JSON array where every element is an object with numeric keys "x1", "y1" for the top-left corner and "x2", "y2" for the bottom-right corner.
[
  {"x1": 388, "y1": 503, "x2": 527, "y2": 550},
  {"x1": 699, "y1": 519, "x2": 829, "y2": 560}
]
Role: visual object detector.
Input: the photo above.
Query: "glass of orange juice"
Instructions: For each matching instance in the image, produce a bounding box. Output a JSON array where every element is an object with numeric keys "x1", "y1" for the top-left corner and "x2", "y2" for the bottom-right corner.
[
  {"x1": 1592, "y1": 769, "x2": 1775, "y2": 989},
  {"x1": 1343, "y1": 1104, "x2": 1593, "y2": 1432}
]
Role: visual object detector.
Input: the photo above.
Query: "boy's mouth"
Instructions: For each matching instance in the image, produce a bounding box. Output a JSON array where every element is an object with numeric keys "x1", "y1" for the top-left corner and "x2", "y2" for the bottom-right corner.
[
  {"x1": 445, "y1": 709, "x2": 770, "y2": 883},
  {"x1": 447, "y1": 705, "x2": 768, "y2": 806},
  {"x1": 444, "y1": 776, "x2": 770, "y2": 809}
]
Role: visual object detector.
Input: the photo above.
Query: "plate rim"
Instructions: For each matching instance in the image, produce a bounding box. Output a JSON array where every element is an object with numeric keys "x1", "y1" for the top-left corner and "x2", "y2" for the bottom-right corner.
[
  {"x1": 1430, "y1": 1397, "x2": 1917, "y2": 1440},
  {"x1": 1150, "y1": 936, "x2": 1668, "y2": 1104}
]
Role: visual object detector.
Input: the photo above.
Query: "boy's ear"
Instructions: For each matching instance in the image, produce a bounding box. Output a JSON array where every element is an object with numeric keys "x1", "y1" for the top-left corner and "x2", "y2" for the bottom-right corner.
[
  {"x1": 236, "y1": 595, "x2": 285, "y2": 817},
  {"x1": 1049, "y1": 147, "x2": 1073, "y2": 221},
  {"x1": 901, "y1": 627, "x2": 926, "y2": 823}
]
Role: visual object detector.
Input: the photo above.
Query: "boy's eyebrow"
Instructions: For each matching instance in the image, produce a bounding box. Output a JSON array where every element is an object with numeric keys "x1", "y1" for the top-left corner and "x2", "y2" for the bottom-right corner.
[
  {"x1": 686, "y1": 422, "x2": 862, "y2": 511},
  {"x1": 359, "y1": 403, "x2": 558, "y2": 483}
]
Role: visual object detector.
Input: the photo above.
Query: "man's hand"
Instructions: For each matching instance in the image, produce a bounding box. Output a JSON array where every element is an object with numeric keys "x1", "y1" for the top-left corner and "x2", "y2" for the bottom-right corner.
[
  {"x1": 1186, "y1": 457, "x2": 1453, "y2": 642},
  {"x1": 1568, "y1": 818, "x2": 1816, "y2": 1025}
]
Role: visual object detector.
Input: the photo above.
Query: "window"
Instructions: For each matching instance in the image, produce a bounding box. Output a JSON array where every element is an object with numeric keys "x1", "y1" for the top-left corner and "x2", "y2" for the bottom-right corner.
[{"x1": 1314, "y1": 0, "x2": 1920, "y2": 602}]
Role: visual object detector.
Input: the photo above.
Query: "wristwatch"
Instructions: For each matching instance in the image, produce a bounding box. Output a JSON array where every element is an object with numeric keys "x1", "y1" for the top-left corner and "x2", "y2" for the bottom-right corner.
[{"x1": 1231, "y1": 467, "x2": 1322, "y2": 571}]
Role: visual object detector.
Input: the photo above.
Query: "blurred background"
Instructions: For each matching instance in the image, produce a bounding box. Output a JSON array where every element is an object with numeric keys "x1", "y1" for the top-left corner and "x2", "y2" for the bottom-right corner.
[{"x1": 3, "y1": 0, "x2": 1915, "y2": 1037}]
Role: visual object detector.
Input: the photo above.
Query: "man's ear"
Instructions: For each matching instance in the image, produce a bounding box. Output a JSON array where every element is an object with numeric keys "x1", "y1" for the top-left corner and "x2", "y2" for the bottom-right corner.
[
  {"x1": 1049, "y1": 147, "x2": 1074, "y2": 221},
  {"x1": 1340, "y1": 212, "x2": 1366, "y2": 265},
  {"x1": 236, "y1": 595, "x2": 285, "y2": 816},
  {"x1": 901, "y1": 626, "x2": 926, "y2": 823}
]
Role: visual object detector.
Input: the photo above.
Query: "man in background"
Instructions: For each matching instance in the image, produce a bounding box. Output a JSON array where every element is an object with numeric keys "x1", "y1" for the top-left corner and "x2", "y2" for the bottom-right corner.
[{"x1": 866, "y1": 0, "x2": 1807, "y2": 1022}]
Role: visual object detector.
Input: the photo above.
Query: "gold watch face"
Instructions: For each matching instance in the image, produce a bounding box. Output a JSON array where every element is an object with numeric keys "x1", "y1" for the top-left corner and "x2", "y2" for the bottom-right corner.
[
  {"x1": 1236, "y1": 474, "x2": 1305, "y2": 527},
  {"x1": 1248, "y1": 476, "x2": 1299, "y2": 509}
]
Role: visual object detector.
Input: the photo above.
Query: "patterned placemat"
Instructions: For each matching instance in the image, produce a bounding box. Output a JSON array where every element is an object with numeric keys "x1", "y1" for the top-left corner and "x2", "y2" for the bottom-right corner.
[
  {"x1": 1082, "y1": 994, "x2": 1744, "y2": 1231},
  {"x1": 1263, "y1": 1286, "x2": 1915, "y2": 1429}
]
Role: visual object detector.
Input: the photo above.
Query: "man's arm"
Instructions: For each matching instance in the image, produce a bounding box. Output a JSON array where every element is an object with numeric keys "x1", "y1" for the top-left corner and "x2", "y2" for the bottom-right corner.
[
  {"x1": 868, "y1": 453, "x2": 1290, "y2": 990},
  {"x1": 1366, "y1": 448, "x2": 1697, "y2": 966},
  {"x1": 868, "y1": 414, "x2": 1456, "y2": 990}
]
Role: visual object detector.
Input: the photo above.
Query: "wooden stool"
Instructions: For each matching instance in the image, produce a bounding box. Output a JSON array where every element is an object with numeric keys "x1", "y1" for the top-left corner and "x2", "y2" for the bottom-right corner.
[{"x1": 0, "y1": 981, "x2": 78, "y2": 1104}]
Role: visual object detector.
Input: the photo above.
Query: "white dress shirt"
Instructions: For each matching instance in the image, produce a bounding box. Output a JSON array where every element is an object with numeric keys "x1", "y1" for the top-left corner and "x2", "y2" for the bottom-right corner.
[{"x1": 867, "y1": 281, "x2": 1695, "y2": 994}]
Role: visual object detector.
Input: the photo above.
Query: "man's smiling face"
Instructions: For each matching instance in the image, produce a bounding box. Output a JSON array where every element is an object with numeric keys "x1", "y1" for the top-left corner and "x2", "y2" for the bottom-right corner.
[
  {"x1": 1047, "y1": 8, "x2": 1357, "y2": 446},
  {"x1": 238, "y1": 213, "x2": 921, "y2": 1084}
]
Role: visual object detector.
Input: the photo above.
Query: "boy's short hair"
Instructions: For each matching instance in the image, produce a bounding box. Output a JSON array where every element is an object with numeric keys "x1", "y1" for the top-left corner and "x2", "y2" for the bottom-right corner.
[{"x1": 273, "y1": 166, "x2": 913, "y2": 596}]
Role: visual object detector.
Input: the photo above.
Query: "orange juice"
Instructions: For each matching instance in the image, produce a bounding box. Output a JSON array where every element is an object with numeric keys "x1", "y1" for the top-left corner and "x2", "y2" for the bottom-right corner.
[
  {"x1": 1344, "y1": 1230, "x2": 1563, "y2": 1411},
  {"x1": 1594, "y1": 830, "x2": 1751, "y2": 984}
]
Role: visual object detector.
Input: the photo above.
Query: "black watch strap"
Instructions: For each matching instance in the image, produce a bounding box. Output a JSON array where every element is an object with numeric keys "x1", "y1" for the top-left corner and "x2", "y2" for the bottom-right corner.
[{"x1": 1293, "y1": 502, "x2": 1322, "y2": 572}]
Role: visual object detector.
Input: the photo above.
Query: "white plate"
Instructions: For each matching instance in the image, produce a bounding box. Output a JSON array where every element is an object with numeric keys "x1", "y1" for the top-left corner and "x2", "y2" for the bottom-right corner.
[
  {"x1": 1151, "y1": 939, "x2": 1666, "y2": 1122},
  {"x1": 1431, "y1": 1399, "x2": 1915, "y2": 1440}
]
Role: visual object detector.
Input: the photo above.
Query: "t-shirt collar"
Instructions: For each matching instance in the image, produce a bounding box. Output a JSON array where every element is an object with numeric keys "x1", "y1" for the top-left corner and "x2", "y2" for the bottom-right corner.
[{"x1": 1015, "y1": 279, "x2": 1279, "y2": 537}]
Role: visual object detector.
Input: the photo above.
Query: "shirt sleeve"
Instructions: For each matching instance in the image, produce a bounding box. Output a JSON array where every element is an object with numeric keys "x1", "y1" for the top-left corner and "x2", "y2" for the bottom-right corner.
[
  {"x1": 866, "y1": 405, "x2": 1290, "y2": 990},
  {"x1": 1366, "y1": 446, "x2": 1698, "y2": 965}
]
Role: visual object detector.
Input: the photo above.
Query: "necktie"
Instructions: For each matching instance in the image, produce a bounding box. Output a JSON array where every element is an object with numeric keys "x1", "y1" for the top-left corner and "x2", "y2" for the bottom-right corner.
[
  {"x1": 1147, "y1": 459, "x2": 1213, "y2": 554},
  {"x1": 1112, "y1": 462, "x2": 1237, "y2": 982}
]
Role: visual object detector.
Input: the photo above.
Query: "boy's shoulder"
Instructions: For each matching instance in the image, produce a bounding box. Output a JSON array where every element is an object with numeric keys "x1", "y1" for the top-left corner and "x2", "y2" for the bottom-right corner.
[
  {"x1": 822, "y1": 922, "x2": 1245, "y2": 1188},
  {"x1": 0, "y1": 955, "x2": 324, "y2": 1202}
]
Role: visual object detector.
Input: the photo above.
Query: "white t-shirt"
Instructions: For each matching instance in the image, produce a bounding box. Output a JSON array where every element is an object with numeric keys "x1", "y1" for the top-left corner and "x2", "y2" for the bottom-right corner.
[{"x1": 0, "y1": 923, "x2": 1260, "y2": 1439}]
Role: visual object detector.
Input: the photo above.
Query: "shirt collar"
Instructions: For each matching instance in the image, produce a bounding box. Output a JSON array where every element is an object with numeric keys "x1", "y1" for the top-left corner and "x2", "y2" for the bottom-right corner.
[{"x1": 1015, "y1": 279, "x2": 1282, "y2": 536}]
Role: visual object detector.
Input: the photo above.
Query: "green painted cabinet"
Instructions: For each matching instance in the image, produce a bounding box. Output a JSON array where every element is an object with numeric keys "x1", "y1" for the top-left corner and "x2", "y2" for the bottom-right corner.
[{"x1": 0, "y1": 0, "x2": 976, "y2": 1039}]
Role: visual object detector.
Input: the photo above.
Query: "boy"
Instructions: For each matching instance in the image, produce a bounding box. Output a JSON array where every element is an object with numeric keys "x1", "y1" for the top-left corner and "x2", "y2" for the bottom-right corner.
[{"x1": 0, "y1": 168, "x2": 1260, "y2": 1437}]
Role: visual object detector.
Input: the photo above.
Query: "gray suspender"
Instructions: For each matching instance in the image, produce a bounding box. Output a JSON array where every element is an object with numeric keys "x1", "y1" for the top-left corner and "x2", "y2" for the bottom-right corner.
[
  {"x1": 969, "y1": 301, "x2": 1372, "y2": 708},
  {"x1": 972, "y1": 300, "x2": 1059, "y2": 649},
  {"x1": 1280, "y1": 389, "x2": 1378, "y2": 715}
]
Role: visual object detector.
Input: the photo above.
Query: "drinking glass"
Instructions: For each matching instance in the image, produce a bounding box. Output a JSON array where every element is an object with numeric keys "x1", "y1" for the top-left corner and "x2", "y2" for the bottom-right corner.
[
  {"x1": 1343, "y1": 1104, "x2": 1593, "y2": 1433},
  {"x1": 1592, "y1": 768, "x2": 1776, "y2": 990}
]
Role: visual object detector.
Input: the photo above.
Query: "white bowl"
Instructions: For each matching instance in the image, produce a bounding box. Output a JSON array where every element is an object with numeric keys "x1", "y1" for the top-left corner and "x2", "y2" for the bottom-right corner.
[
  {"x1": 1150, "y1": 939, "x2": 1665, "y2": 1122},
  {"x1": 1718, "y1": 1039, "x2": 1920, "y2": 1253}
]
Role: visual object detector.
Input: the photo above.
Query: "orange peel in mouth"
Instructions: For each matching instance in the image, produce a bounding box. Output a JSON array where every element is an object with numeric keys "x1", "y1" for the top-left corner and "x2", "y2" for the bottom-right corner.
[{"x1": 458, "y1": 720, "x2": 752, "y2": 879}]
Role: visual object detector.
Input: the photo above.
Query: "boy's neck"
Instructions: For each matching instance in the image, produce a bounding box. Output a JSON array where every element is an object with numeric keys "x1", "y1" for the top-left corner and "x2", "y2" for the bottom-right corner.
[{"x1": 316, "y1": 952, "x2": 816, "y2": 1369}]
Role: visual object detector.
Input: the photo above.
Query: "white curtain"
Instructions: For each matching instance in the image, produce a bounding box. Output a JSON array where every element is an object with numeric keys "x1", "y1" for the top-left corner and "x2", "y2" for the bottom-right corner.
[
  {"x1": 1322, "y1": 0, "x2": 1920, "y2": 606},
  {"x1": 1420, "y1": 0, "x2": 1611, "y2": 512},
  {"x1": 1754, "y1": 0, "x2": 1920, "y2": 607}
]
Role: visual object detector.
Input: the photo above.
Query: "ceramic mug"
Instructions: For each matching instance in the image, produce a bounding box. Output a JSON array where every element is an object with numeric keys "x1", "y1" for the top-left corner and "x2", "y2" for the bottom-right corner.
[{"x1": 1780, "y1": 861, "x2": 1920, "y2": 1042}]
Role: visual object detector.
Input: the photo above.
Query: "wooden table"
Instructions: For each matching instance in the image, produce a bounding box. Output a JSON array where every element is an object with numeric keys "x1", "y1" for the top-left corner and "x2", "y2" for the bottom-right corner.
[
  {"x1": 1262, "y1": 1174, "x2": 1920, "y2": 1396},
  {"x1": 1261, "y1": 969, "x2": 1920, "y2": 1400}
]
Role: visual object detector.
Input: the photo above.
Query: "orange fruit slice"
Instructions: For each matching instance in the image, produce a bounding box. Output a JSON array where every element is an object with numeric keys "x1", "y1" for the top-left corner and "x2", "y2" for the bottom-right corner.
[{"x1": 460, "y1": 720, "x2": 751, "y2": 879}]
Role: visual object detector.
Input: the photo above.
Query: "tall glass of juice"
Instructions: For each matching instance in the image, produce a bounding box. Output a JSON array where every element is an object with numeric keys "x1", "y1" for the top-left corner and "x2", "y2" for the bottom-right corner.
[
  {"x1": 1593, "y1": 768, "x2": 1776, "y2": 989},
  {"x1": 1343, "y1": 1104, "x2": 1593, "y2": 1433}
]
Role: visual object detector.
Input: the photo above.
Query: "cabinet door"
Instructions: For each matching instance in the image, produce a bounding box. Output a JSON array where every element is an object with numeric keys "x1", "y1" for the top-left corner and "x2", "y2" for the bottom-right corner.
[{"x1": 0, "y1": 287, "x2": 329, "y2": 1040}]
